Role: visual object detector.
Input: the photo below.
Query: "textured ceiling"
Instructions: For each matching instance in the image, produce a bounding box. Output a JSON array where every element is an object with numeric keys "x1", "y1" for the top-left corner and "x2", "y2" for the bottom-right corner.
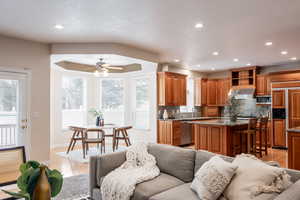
[{"x1": 1, "y1": 0, "x2": 300, "y2": 71}]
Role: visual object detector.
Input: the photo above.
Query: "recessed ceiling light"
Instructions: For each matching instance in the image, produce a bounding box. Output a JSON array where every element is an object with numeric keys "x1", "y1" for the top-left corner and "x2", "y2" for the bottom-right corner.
[
  {"x1": 265, "y1": 42, "x2": 273, "y2": 46},
  {"x1": 54, "y1": 24, "x2": 64, "y2": 29},
  {"x1": 290, "y1": 57, "x2": 297, "y2": 61},
  {"x1": 211, "y1": 67, "x2": 215, "y2": 71},
  {"x1": 196, "y1": 64, "x2": 201, "y2": 67},
  {"x1": 195, "y1": 23, "x2": 204, "y2": 29},
  {"x1": 212, "y1": 52, "x2": 219, "y2": 56},
  {"x1": 281, "y1": 51, "x2": 288, "y2": 55},
  {"x1": 233, "y1": 58, "x2": 239, "y2": 62},
  {"x1": 174, "y1": 59, "x2": 180, "y2": 62},
  {"x1": 247, "y1": 63, "x2": 251, "y2": 66}
]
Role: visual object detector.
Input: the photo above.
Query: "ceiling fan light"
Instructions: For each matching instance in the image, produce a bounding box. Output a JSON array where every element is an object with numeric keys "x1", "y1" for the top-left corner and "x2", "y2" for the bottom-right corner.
[
  {"x1": 94, "y1": 70, "x2": 100, "y2": 77},
  {"x1": 103, "y1": 70, "x2": 109, "y2": 77}
]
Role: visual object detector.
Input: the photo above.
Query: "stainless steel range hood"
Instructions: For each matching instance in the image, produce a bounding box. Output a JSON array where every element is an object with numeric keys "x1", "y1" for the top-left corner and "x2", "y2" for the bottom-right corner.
[{"x1": 230, "y1": 88, "x2": 255, "y2": 99}]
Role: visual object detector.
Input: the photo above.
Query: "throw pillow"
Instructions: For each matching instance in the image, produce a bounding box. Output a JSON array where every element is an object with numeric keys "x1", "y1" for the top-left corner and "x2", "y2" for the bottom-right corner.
[
  {"x1": 191, "y1": 156, "x2": 238, "y2": 200},
  {"x1": 224, "y1": 154, "x2": 292, "y2": 200}
]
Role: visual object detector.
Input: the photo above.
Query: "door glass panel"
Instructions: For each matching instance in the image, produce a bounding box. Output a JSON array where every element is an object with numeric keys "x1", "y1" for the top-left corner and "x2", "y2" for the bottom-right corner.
[{"x1": 0, "y1": 79, "x2": 18, "y2": 147}]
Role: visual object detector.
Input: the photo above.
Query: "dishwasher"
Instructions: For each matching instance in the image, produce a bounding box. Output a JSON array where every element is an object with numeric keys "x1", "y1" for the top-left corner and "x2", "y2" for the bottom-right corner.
[{"x1": 180, "y1": 121, "x2": 193, "y2": 145}]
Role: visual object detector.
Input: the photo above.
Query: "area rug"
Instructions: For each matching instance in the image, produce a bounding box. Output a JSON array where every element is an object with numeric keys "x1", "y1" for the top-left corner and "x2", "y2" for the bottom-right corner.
[
  {"x1": 56, "y1": 146, "x2": 127, "y2": 163},
  {"x1": 54, "y1": 174, "x2": 90, "y2": 200}
]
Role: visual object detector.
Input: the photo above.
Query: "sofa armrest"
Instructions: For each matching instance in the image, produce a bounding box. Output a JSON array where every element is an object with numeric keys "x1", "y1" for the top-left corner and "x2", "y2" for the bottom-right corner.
[
  {"x1": 89, "y1": 151, "x2": 126, "y2": 197},
  {"x1": 274, "y1": 180, "x2": 300, "y2": 200}
]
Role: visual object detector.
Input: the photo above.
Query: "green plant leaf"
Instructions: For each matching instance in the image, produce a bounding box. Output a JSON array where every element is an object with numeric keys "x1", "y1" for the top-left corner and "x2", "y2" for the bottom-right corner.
[
  {"x1": 19, "y1": 163, "x2": 30, "y2": 174},
  {"x1": 1, "y1": 190, "x2": 31, "y2": 200},
  {"x1": 17, "y1": 167, "x2": 34, "y2": 192},
  {"x1": 19, "y1": 161, "x2": 40, "y2": 174},
  {"x1": 26, "y1": 168, "x2": 41, "y2": 197},
  {"x1": 47, "y1": 169, "x2": 63, "y2": 197},
  {"x1": 27, "y1": 160, "x2": 40, "y2": 169}
]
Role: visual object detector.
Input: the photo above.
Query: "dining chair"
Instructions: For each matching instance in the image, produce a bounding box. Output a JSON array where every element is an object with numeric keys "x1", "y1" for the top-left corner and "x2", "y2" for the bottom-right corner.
[
  {"x1": 67, "y1": 126, "x2": 86, "y2": 157},
  {"x1": 83, "y1": 129, "x2": 105, "y2": 158},
  {"x1": 114, "y1": 126, "x2": 132, "y2": 151}
]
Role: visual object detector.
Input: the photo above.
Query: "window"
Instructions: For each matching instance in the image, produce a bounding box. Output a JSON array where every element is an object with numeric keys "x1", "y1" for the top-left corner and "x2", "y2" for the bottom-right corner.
[
  {"x1": 62, "y1": 76, "x2": 86, "y2": 129},
  {"x1": 134, "y1": 78, "x2": 150, "y2": 129},
  {"x1": 62, "y1": 77, "x2": 84, "y2": 110},
  {"x1": 100, "y1": 79, "x2": 124, "y2": 124}
]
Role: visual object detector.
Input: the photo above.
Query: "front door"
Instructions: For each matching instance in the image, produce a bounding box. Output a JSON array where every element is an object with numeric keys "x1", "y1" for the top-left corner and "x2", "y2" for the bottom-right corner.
[{"x1": 0, "y1": 72, "x2": 28, "y2": 149}]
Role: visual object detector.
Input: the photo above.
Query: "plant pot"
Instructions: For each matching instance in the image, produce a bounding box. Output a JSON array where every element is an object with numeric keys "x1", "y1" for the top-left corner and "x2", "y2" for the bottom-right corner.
[{"x1": 32, "y1": 166, "x2": 51, "y2": 200}]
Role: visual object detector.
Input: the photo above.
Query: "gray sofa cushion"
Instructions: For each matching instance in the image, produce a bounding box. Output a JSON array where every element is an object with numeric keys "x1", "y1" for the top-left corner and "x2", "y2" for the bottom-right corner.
[
  {"x1": 148, "y1": 143, "x2": 195, "y2": 182},
  {"x1": 149, "y1": 183, "x2": 199, "y2": 200},
  {"x1": 131, "y1": 173, "x2": 184, "y2": 200},
  {"x1": 194, "y1": 150, "x2": 233, "y2": 173},
  {"x1": 95, "y1": 151, "x2": 126, "y2": 186},
  {"x1": 274, "y1": 179, "x2": 300, "y2": 200}
]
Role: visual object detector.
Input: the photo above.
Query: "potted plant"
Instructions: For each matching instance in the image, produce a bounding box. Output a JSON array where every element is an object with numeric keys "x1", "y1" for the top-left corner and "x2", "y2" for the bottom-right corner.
[
  {"x1": 2, "y1": 161, "x2": 63, "y2": 200},
  {"x1": 89, "y1": 108, "x2": 104, "y2": 126}
]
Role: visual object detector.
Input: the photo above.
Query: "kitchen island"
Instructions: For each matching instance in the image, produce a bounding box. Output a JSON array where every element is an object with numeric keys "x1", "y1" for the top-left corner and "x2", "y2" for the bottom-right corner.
[{"x1": 187, "y1": 119, "x2": 249, "y2": 156}]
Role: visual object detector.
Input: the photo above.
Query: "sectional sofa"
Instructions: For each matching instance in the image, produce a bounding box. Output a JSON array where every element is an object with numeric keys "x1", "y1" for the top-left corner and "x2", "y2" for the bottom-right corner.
[{"x1": 90, "y1": 144, "x2": 300, "y2": 200}]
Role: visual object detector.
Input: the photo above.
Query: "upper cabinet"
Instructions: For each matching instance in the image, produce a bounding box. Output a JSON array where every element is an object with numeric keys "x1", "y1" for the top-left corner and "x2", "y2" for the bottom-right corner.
[
  {"x1": 231, "y1": 67, "x2": 257, "y2": 88},
  {"x1": 272, "y1": 90, "x2": 285, "y2": 108},
  {"x1": 157, "y1": 72, "x2": 187, "y2": 106},
  {"x1": 195, "y1": 78, "x2": 230, "y2": 106},
  {"x1": 256, "y1": 74, "x2": 271, "y2": 96}
]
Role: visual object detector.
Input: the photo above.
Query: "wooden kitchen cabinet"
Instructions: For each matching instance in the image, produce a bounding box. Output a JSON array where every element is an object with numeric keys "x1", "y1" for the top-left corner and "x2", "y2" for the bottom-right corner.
[
  {"x1": 158, "y1": 120, "x2": 181, "y2": 146},
  {"x1": 207, "y1": 79, "x2": 217, "y2": 106},
  {"x1": 272, "y1": 119, "x2": 286, "y2": 147},
  {"x1": 288, "y1": 131, "x2": 300, "y2": 170},
  {"x1": 256, "y1": 74, "x2": 271, "y2": 96},
  {"x1": 201, "y1": 79, "x2": 208, "y2": 105},
  {"x1": 272, "y1": 90, "x2": 285, "y2": 108},
  {"x1": 157, "y1": 72, "x2": 187, "y2": 106},
  {"x1": 288, "y1": 89, "x2": 300, "y2": 128},
  {"x1": 217, "y1": 78, "x2": 230, "y2": 106},
  {"x1": 194, "y1": 125, "x2": 226, "y2": 155},
  {"x1": 195, "y1": 78, "x2": 230, "y2": 107}
]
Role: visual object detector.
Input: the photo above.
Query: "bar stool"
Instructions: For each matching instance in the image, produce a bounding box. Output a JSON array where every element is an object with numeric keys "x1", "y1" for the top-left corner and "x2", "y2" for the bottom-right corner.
[
  {"x1": 257, "y1": 117, "x2": 269, "y2": 157},
  {"x1": 114, "y1": 126, "x2": 132, "y2": 151},
  {"x1": 238, "y1": 118, "x2": 258, "y2": 156}
]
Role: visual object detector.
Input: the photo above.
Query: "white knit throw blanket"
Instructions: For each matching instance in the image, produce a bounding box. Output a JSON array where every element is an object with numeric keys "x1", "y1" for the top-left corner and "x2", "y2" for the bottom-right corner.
[{"x1": 101, "y1": 143, "x2": 160, "y2": 200}]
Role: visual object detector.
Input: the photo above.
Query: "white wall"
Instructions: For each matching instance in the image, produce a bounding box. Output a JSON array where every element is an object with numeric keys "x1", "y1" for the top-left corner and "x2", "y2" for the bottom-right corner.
[
  {"x1": 50, "y1": 62, "x2": 158, "y2": 148},
  {"x1": 0, "y1": 35, "x2": 50, "y2": 161}
]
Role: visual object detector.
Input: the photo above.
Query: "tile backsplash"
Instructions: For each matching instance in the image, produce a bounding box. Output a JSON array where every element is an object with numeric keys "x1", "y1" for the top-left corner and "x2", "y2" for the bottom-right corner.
[{"x1": 157, "y1": 106, "x2": 201, "y2": 119}]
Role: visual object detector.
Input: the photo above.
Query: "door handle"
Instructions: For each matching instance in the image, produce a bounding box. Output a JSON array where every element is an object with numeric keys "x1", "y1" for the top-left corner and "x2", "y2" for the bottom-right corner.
[{"x1": 21, "y1": 125, "x2": 27, "y2": 129}]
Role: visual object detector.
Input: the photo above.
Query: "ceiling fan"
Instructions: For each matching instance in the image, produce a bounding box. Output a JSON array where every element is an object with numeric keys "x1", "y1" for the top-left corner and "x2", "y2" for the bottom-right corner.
[{"x1": 55, "y1": 58, "x2": 142, "y2": 77}]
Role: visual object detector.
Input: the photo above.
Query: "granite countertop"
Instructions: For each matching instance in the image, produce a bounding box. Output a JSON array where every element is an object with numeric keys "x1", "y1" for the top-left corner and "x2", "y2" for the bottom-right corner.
[
  {"x1": 158, "y1": 117, "x2": 217, "y2": 121},
  {"x1": 287, "y1": 127, "x2": 300, "y2": 133},
  {"x1": 185, "y1": 119, "x2": 249, "y2": 126}
]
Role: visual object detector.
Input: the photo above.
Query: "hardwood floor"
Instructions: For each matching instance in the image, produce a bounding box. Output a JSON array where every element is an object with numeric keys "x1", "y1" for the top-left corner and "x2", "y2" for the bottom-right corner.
[{"x1": 0, "y1": 145, "x2": 288, "y2": 199}]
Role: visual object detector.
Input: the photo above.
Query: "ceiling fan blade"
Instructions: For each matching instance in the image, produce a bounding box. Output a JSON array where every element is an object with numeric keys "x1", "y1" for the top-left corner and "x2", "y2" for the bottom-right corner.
[
  {"x1": 55, "y1": 61, "x2": 96, "y2": 73},
  {"x1": 106, "y1": 64, "x2": 142, "y2": 73},
  {"x1": 102, "y1": 63, "x2": 111, "y2": 67},
  {"x1": 105, "y1": 66, "x2": 124, "y2": 70}
]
